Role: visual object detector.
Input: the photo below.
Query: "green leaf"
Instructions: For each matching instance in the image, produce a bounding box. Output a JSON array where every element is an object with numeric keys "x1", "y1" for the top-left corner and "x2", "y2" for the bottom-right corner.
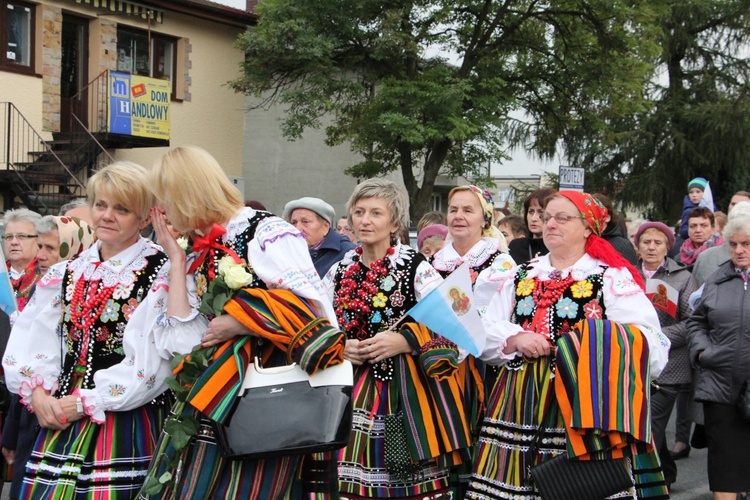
[
  {"x1": 198, "y1": 300, "x2": 214, "y2": 317},
  {"x1": 142, "y1": 476, "x2": 164, "y2": 496},
  {"x1": 170, "y1": 353, "x2": 186, "y2": 371},
  {"x1": 170, "y1": 426, "x2": 193, "y2": 450},
  {"x1": 165, "y1": 378, "x2": 189, "y2": 399},
  {"x1": 212, "y1": 293, "x2": 228, "y2": 315},
  {"x1": 158, "y1": 471, "x2": 173, "y2": 484}
]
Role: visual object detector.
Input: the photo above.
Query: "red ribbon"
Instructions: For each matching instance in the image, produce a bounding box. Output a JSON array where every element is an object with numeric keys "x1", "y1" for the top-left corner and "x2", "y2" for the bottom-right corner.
[{"x1": 187, "y1": 224, "x2": 242, "y2": 278}]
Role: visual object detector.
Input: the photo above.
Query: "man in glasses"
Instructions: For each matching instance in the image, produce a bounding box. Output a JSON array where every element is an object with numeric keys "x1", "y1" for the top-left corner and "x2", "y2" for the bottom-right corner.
[{"x1": 2, "y1": 208, "x2": 41, "y2": 312}]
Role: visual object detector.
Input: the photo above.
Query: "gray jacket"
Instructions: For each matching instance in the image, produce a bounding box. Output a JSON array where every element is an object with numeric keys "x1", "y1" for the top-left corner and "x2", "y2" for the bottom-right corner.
[
  {"x1": 687, "y1": 260, "x2": 750, "y2": 404},
  {"x1": 641, "y1": 258, "x2": 698, "y2": 386}
]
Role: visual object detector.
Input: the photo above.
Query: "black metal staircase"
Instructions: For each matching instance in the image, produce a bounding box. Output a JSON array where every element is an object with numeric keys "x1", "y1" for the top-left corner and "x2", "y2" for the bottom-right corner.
[{"x1": 1, "y1": 70, "x2": 169, "y2": 214}]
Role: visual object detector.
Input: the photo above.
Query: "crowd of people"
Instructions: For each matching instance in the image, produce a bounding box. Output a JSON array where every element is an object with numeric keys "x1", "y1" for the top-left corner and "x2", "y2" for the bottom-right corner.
[{"x1": 1, "y1": 154, "x2": 749, "y2": 499}]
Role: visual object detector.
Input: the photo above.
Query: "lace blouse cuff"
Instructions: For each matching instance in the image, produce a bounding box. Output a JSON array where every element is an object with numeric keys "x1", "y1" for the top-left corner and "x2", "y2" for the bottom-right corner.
[
  {"x1": 156, "y1": 310, "x2": 201, "y2": 327},
  {"x1": 74, "y1": 388, "x2": 105, "y2": 424},
  {"x1": 18, "y1": 375, "x2": 59, "y2": 409}
]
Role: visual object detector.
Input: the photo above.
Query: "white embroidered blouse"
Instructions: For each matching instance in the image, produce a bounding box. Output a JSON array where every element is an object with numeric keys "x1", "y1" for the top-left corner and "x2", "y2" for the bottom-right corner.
[
  {"x1": 4, "y1": 210, "x2": 335, "y2": 423},
  {"x1": 479, "y1": 253, "x2": 670, "y2": 377}
]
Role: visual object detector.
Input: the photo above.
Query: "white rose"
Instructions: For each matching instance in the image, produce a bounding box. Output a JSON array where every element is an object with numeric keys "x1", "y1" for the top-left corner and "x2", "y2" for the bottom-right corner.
[
  {"x1": 217, "y1": 255, "x2": 237, "y2": 277},
  {"x1": 177, "y1": 237, "x2": 188, "y2": 251},
  {"x1": 223, "y1": 265, "x2": 254, "y2": 289}
]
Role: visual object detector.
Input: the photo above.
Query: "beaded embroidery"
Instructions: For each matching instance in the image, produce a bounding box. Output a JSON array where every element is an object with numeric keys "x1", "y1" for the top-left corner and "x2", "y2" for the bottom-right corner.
[
  {"x1": 333, "y1": 246, "x2": 424, "y2": 381},
  {"x1": 57, "y1": 247, "x2": 168, "y2": 397},
  {"x1": 506, "y1": 262, "x2": 607, "y2": 370}
]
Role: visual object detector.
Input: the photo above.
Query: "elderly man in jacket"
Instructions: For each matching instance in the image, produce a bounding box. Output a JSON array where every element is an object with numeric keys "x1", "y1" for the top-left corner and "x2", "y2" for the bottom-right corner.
[{"x1": 284, "y1": 197, "x2": 357, "y2": 278}]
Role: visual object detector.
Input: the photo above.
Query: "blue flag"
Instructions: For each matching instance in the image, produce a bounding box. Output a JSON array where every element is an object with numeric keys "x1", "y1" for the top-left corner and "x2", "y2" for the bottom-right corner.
[
  {"x1": 405, "y1": 262, "x2": 485, "y2": 356},
  {"x1": 0, "y1": 246, "x2": 17, "y2": 315}
]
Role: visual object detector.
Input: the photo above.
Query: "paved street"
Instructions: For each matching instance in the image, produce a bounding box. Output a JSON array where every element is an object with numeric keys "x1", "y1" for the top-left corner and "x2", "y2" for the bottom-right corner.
[{"x1": 0, "y1": 408, "x2": 714, "y2": 499}]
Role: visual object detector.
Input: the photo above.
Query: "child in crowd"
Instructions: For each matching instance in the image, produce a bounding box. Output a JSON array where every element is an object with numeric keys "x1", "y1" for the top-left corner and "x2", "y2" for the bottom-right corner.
[
  {"x1": 496, "y1": 214, "x2": 525, "y2": 245},
  {"x1": 417, "y1": 224, "x2": 448, "y2": 258},
  {"x1": 680, "y1": 177, "x2": 707, "y2": 240}
]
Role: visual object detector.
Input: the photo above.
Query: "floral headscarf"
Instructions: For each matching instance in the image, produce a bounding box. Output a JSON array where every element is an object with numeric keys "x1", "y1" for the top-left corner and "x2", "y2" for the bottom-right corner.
[
  {"x1": 53, "y1": 216, "x2": 95, "y2": 260},
  {"x1": 464, "y1": 186, "x2": 507, "y2": 248},
  {"x1": 556, "y1": 190, "x2": 608, "y2": 237},
  {"x1": 555, "y1": 190, "x2": 644, "y2": 290}
]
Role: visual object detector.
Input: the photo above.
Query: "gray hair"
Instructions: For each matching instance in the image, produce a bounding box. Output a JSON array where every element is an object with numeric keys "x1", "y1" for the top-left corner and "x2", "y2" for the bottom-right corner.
[
  {"x1": 723, "y1": 214, "x2": 750, "y2": 241},
  {"x1": 3, "y1": 208, "x2": 41, "y2": 227},
  {"x1": 59, "y1": 198, "x2": 88, "y2": 216},
  {"x1": 728, "y1": 201, "x2": 750, "y2": 220},
  {"x1": 345, "y1": 179, "x2": 410, "y2": 232},
  {"x1": 36, "y1": 215, "x2": 59, "y2": 235}
]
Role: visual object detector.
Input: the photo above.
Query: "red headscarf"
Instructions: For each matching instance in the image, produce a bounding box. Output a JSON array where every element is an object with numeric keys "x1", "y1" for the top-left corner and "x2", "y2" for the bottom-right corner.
[{"x1": 555, "y1": 190, "x2": 645, "y2": 290}]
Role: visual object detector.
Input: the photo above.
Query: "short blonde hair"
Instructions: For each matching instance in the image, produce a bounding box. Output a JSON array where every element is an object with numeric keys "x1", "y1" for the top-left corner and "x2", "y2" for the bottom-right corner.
[
  {"x1": 149, "y1": 146, "x2": 244, "y2": 234},
  {"x1": 345, "y1": 179, "x2": 409, "y2": 232},
  {"x1": 87, "y1": 161, "x2": 152, "y2": 221}
]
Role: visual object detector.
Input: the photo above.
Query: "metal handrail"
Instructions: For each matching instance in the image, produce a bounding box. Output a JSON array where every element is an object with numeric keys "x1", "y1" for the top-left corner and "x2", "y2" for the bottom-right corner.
[
  {"x1": 1, "y1": 102, "x2": 87, "y2": 213},
  {"x1": 1, "y1": 102, "x2": 80, "y2": 181},
  {"x1": 70, "y1": 70, "x2": 109, "y2": 133}
]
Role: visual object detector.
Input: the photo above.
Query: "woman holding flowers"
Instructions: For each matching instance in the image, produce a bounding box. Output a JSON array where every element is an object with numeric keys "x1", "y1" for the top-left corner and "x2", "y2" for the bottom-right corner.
[
  {"x1": 325, "y1": 179, "x2": 472, "y2": 499},
  {"x1": 143, "y1": 145, "x2": 340, "y2": 499},
  {"x1": 466, "y1": 191, "x2": 671, "y2": 499},
  {"x1": 3, "y1": 161, "x2": 171, "y2": 498}
]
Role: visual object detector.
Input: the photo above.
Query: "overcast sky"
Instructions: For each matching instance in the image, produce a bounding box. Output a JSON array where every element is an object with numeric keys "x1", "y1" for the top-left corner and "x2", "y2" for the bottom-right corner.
[{"x1": 213, "y1": 0, "x2": 246, "y2": 8}]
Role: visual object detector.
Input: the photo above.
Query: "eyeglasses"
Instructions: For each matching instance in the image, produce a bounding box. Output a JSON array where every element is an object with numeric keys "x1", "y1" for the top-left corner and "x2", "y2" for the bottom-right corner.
[
  {"x1": 541, "y1": 214, "x2": 583, "y2": 225},
  {"x1": 1, "y1": 233, "x2": 38, "y2": 241}
]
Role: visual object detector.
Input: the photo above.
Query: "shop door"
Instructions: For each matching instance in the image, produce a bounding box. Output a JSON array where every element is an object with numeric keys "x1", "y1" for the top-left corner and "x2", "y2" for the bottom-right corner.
[{"x1": 60, "y1": 14, "x2": 89, "y2": 133}]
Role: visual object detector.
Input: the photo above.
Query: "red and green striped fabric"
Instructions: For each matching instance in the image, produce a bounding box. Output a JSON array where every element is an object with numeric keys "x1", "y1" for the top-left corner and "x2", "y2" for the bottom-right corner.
[
  {"x1": 395, "y1": 323, "x2": 473, "y2": 465},
  {"x1": 555, "y1": 318, "x2": 652, "y2": 460},
  {"x1": 176, "y1": 288, "x2": 345, "y2": 424}
]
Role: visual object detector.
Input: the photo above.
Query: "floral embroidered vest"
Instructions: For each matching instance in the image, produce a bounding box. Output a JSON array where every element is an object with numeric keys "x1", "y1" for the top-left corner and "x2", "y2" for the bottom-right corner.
[
  {"x1": 507, "y1": 262, "x2": 606, "y2": 369},
  {"x1": 333, "y1": 246, "x2": 423, "y2": 380},
  {"x1": 57, "y1": 250, "x2": 168, "y2": 396}
]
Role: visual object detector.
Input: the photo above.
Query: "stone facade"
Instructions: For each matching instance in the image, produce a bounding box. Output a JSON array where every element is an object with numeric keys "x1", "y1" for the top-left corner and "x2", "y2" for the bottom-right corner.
[{"x1": 41, "y1": 5, "x2": 62, "y2": 132}]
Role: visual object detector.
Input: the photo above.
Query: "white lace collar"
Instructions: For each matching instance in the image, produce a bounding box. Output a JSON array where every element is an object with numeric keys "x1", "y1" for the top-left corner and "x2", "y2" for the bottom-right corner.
[
  {"x1": 222, "y1": 207, "x2": 259, "y2": 242},
  {"x1": 524, "y1": 253, "x2": 605, "y2": 281},
  {"x1": 68, "y1": 237, "x2": 161, "y2": 287},
  {"x1": 432, "y1": 237, "x2": 500, "y2": 272}
]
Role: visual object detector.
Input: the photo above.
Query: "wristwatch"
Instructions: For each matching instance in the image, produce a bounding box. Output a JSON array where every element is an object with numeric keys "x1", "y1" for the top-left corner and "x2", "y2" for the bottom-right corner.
[{"x1": 76, "y1": 396, "x2": 85, "y2": 417}]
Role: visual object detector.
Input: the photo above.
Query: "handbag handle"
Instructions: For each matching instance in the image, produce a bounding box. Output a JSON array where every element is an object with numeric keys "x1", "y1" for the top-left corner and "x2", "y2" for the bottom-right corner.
[{"x1": 252, "y1": 356, "x2": 300, "y2": 374}]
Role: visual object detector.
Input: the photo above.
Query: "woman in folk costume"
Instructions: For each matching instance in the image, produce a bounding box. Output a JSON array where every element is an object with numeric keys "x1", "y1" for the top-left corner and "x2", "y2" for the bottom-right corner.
[
  {"x1": 429, "y1": 185, "x2": 515, "y2": 493},
  {"x1": 466, "y1": 191, "x2": 671, "y2": 499},
  {"x1": 1, "y1": 214, "x2": 95, "y2": 499},
  {"x1": 324, "y1": 179, "x2": 473, "y2": 499},
  {"x1": 3, "y1": 162, "x2": 171, "y2": 499},
  {"x1": 143, "y1": 146, "x2": 343, "y2": 499}
]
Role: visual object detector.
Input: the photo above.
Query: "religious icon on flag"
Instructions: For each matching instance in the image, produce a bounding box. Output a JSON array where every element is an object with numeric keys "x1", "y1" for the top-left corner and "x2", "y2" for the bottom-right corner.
[
  {"x1": 646, "y1": 278, "x2": 678, "y2": 318},
  {"x1": 0, "y1": 246, "x2": 17, "y2": 315},
  {"x1": 405, "y1": 262, "x2": 485, "y2": 355}
]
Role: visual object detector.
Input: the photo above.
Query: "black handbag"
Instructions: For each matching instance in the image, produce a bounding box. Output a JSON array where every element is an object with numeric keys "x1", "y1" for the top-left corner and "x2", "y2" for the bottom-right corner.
[
  {"x1": 213, "y1": 358, "x2": 353, "y2": 459},
  {"x1": 527, "y1": 411, "x2": 633, "y2": 500},
  {"x1": 738, "y1": 380, "x2": 750, "y2": 422}
]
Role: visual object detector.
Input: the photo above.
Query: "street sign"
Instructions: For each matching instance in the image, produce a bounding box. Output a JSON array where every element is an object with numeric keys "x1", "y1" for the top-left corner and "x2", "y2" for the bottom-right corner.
[{"x1": 559, "y1": 166, "x2": 584, "y2": 192}]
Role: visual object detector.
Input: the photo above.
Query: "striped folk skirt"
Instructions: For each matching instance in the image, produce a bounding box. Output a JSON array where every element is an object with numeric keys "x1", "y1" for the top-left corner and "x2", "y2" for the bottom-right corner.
[
  {"x1": 20, "y1": 402, "x2": 167, "y2": 500},
  {"x1": 466, "y1": 357, "x2": 645, "y2": 500},
  {"x1": 337, "y1": 365, "x2": 453, "y2": 499},
  {"x1": 467, "y1": 357, "x2": 567, "y2": 499},
  {"x1": 146, "y1": 416, "x2": 304, "y2": 500}
]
